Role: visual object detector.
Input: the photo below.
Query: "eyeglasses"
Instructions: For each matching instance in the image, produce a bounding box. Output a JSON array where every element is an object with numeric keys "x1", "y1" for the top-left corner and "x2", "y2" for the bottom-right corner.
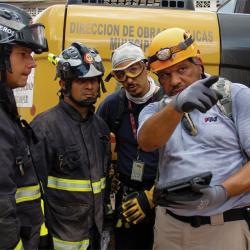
[
  {"x1": 111, "y1": 62, "x2": 145, "y2": 82},
  {"x1": 148, "y1": 36, "x2": 194, "y2": 64},
  {"x1": 182, "y1": 112, "x2": 197, "y2": 136}
]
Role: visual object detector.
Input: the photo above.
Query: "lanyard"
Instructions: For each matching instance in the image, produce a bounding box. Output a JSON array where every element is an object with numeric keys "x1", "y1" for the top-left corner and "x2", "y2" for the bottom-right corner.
[{"x1": 128, "y1": 100, "x2": 137, "y2": 141}]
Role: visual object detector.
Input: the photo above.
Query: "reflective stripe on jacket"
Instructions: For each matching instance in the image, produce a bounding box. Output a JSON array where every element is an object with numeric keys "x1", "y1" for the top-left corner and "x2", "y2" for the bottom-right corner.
[
  {"x1": 15, "y1": 184, "x2": 41, "y2": 203},
  {"x1": 53, "y1": 236, "x2": 89, "y2": 250},
  {"x1": 14, "y1": 239, "x2": 24, "y2": 250},
  {"x1": 48, "y1": 176, "x2": 106, "y2": 194}
]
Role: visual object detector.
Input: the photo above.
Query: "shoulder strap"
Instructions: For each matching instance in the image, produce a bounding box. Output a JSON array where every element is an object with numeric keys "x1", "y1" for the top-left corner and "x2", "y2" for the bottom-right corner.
[
  {"x1": 152, "y1": 86, "x2": 164, "y2": 102},
  {"x1": 111, "y1": 88, "x2": 126, "y2": 134},
  {"x1": 212, "y1": 78, "x2": 233, "y2": 120},
  {"x1": 213, "y1": 78, "x2": 249, "y2": 159},
  {"x1": 111, "y1": 86, "x2": 163, "y2": 134}
]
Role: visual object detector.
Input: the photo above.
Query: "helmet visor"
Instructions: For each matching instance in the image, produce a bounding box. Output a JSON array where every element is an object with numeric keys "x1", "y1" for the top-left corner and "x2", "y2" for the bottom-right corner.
[{"x1": 15, "y1": 23, "x2": 48, "y2": 53}]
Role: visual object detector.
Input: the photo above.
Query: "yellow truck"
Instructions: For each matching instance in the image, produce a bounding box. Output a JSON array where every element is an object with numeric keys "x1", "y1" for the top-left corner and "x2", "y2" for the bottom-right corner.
[{"x1": 15, "y1": 0, "x2": 250, "y2": 121}]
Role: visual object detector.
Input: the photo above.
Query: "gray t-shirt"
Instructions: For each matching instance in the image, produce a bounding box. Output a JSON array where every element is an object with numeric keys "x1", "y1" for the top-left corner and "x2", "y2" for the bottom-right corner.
[{"x1": 138, "y1": 83, "x2": 250, "y2": 216}]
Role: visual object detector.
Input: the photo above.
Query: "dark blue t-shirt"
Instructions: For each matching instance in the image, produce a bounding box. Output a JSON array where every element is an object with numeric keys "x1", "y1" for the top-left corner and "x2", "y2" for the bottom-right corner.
[{"x1": 97, "y1": 89, "x2": 162, "y2": 187}]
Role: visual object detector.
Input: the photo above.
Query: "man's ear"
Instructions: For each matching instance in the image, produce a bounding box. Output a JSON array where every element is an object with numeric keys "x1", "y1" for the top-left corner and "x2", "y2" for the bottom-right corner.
[{"x1": 192, "y1": 57, "x2": 204, "y2": 74}]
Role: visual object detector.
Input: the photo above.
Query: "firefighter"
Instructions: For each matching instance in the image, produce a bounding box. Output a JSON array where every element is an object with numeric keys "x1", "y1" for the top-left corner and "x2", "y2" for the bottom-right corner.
[
  {"x1": 0, "y1": 3, "x2": 48, "y2": 250},
  {"x1": 31, "y1": 42, "x2": 111, "y2": 250}
]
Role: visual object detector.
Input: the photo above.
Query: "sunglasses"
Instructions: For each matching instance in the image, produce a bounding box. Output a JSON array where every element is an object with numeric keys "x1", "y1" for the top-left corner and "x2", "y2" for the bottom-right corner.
[
  {"x1": 111, "y1": 62, "x2": 145, "y2": 82},
  {"x1": 148, "y1": 36, "x2": 194, "y2": 64},
  {"x1": 182, "y1": 112, "x2": 198, "y2": 136}
]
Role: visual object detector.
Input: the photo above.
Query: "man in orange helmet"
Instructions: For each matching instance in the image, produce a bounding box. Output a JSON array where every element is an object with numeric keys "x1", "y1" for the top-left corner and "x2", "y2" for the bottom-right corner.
[{"x1": 138, "y1": 27, "x2": 250, "y2": 250}]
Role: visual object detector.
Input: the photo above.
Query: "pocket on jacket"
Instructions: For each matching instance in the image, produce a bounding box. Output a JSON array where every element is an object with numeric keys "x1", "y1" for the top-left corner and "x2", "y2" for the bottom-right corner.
[
  {"x1": 55, "y1": 145, "x2": 82, "y2": 174},
  {"x1": 15, "y1": 143, "x2": 35, "y2": 179}
]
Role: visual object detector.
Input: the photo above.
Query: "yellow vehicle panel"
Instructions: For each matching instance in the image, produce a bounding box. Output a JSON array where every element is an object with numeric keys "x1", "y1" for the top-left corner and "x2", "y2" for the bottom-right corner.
[{"x1": 18, "y1": 5, "x2": 220, "y2": 121}]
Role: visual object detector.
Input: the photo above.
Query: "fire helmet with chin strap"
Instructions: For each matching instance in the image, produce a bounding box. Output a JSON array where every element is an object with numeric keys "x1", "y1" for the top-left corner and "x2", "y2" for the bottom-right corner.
[
  {"x1": 0, "y1": 3, "x2": 48, "y2": 54},
  {"x1": 49, "y1": 42, "x2": 106, "y2": 107}
]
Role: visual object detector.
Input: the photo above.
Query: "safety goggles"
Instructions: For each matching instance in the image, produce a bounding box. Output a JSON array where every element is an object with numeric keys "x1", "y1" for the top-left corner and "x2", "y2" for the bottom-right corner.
[
  {"x1": 181, "y1": 112, "x2": 197, "y2": 136},
  {"x1": 14, "y1": 23, "x2": 48, "y2": 53},
  {"x1": 111, "y1": 61, "x2": 145, "y2": 82},
  {"x1": 148, "y1": 36, "x2": 194, "y2": 64}
]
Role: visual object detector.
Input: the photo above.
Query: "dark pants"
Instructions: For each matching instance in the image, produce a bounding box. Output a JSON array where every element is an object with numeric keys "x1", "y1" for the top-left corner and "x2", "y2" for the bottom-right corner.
[{"x1": 114, "y1": 211, "x2": 155, "y2": 250}]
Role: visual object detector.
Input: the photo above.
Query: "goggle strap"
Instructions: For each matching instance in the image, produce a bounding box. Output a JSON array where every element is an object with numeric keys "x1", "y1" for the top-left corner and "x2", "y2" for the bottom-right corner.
[{"x1": 104, "y1": 73, "x2": 112, "y2": 82}]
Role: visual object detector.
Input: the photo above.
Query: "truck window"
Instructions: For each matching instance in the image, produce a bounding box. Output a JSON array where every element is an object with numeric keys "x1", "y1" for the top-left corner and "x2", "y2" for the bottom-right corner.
[
  {"x1": 217, "y1": 0, "x2": 236, "y2": 13},
  {"x1": 218, "y1": 0, "x2": 250, "y2": 14}
]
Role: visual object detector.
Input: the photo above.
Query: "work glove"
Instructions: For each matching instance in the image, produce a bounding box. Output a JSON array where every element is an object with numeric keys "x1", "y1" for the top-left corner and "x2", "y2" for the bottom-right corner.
[
  {"x1": 167, "y1": 185, "x2": 228, "y2": 210},
  {"x1": 121, "y1": 186, "x2": 155, "y2": 225},
  {"x1": 172, "y1": 75, "x2": 222, "y2": 113}
]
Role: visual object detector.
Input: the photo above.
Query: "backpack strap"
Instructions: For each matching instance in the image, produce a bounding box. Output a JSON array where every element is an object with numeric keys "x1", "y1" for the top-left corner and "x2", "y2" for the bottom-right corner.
[
  {"x1": 152, "y1": 86, "x2": 164, "y2": 102},
  {"x1": 111, "y1": 88, "x2": 126, "y2": 134},
  {"x1": 112, "y1": 85, "x2": 163, "y2": 134},
  {"x1": 212, "y1": 78, "x2": 233, "y2": 120},
  {"x1": 213, "y1": 78, "x2": 249, "y2": 159}
]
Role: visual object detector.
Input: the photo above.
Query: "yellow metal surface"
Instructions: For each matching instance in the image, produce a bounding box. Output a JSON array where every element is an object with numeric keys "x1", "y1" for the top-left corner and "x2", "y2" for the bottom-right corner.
[{"x1": 18, "y1": 4, "x2": 220, "y2": 121}]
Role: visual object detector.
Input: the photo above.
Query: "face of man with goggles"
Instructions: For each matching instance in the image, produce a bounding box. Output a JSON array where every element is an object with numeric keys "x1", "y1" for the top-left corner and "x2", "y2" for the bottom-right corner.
[{"x1": 112, "y1": 60, "x2": 149, "y2": 97}]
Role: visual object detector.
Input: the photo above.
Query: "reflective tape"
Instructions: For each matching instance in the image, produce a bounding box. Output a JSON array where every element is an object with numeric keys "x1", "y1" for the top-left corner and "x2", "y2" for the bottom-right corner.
[
  {"x1": 92, "y1": 177, "x2": 106, "y2": 194},
  {"x1": 53, "y1": 237, "x2": 89, "y2": 250},
  {"x1": 14, "y1": 239, "x2": 24, "y2": 250},
  {"x1": 48, "y1": 176, "x2": 92, "y2": 192},
  {"x1": 48, "y1": 176, "x2": 106, "y2": 194},
  {"x1": 40, "y1": 199, "x2": 48, "y2": 236},
  {"x1": 15, "y1": 184, "x2": 41, "y2": 204}
]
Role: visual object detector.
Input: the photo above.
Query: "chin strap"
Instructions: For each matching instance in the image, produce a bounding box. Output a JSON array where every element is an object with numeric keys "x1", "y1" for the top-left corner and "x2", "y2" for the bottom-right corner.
[{"x1": 69, "y1": 94, "x2": 97, "y2": 108}]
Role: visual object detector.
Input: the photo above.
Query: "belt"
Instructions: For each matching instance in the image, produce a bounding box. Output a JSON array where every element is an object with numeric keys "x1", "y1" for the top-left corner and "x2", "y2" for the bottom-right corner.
[{"x1": 166, "y1": 207, "x2": 249, "y2": 228}]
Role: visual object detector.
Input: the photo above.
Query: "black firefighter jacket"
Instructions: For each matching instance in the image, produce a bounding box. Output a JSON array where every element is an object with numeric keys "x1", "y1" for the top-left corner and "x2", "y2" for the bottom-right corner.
[
  {"x1": 0, "y1": 92, "x2": 43, "y2": 250},
  {"x1": 31, "y1": 100, "x2": 111, "y2": 249}
]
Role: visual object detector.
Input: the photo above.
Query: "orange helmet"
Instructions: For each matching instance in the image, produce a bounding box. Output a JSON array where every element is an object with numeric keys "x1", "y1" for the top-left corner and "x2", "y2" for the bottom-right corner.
[{"x1": 148, "y1": 27, "x2": 200, "y2": 72}]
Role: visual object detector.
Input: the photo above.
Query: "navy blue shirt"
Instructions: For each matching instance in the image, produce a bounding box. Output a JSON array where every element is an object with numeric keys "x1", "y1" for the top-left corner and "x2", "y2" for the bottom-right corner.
[{"x1": 97, "y1": 89, "x2": 163, "y2": 187}]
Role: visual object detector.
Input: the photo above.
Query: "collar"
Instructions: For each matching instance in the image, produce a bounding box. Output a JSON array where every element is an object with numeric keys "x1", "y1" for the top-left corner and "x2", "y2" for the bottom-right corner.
[
  {"x1": 59, "y1": 99, "x2": 94, "y2": 122},
  {"x1": 125, "y1": 76, "x2": 159, "y2": 104}
]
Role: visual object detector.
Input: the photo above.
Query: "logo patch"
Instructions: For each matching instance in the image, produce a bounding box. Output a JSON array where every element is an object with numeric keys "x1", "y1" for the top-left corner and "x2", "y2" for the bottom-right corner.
[
  {"x1": 204, "y1": 116, "x2": 218, "y2": 123},
  {"x1": 84, "y1": 53, "x2": 93, "y2": 64}
]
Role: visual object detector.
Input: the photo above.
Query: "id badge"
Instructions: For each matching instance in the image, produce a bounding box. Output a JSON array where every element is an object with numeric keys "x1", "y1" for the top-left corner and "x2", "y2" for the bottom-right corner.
[
  {"x1": 131, "y1": 160, "x2": 144, "y2": 182},
  {"x1": 110, "y1": 193, "x2": 116, "y2": 210}
]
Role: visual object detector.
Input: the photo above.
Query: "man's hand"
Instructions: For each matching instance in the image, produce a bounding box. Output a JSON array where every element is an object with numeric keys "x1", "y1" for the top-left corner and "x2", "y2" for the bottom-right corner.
[
  {"x1": 172, "y1": 76, "x2": 222, "y2": 113},
  {"x1": 167, "y1": 185, "x2": 228, "y2": 210},
  {"x1": 121, "y1": 186, "x2": 155, "y2": 225}
]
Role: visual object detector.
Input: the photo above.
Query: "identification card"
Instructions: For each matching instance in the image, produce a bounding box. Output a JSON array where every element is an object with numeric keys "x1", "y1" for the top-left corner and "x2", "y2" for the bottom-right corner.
[
  {"x1": 110, "y1": 193, "x2": 116, "y2": 210},
  {"x1": 131, "y1": 160, "x2": 144, "y2": 182}
]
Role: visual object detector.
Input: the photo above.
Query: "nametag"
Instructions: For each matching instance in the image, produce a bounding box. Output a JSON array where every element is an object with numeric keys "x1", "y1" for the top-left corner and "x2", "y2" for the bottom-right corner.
[{"x1": 131, "y1": 160, "x2": 144, "y2": 182}]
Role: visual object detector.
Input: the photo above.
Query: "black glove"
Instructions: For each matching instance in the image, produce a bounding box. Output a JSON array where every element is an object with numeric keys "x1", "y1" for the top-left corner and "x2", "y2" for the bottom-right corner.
[
  {"x1": 172, "y1": 76, "x2": 222, "y2": 113},
  {"x1": 121, "y1": 186, "x2": 155, "y2": 225}
]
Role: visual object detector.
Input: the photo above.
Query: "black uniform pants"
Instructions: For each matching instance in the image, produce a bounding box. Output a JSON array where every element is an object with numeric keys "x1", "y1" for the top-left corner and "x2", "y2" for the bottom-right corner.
[{"x1": 114, "y1": 210, "x2": 155, "y2": 250}]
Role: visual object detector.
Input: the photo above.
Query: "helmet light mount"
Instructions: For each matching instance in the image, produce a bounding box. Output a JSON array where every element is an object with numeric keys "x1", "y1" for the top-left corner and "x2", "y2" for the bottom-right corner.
[{"x1": 148, "y1": 35, "x2": 194, "y2": 64}]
